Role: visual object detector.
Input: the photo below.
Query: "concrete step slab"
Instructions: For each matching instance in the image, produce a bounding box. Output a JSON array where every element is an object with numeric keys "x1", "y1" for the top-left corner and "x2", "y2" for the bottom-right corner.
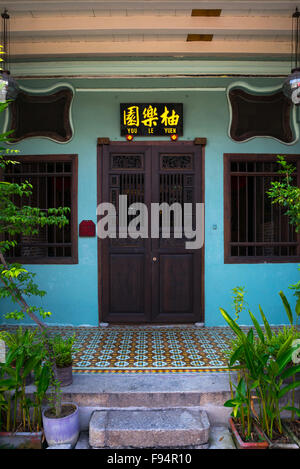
[
  {"x1": 74, "y1": 427, "x2": 236, "y2": 450},
  {"x1": 79, "y1": 404, "x2": 232, "y2": 432},
  {"x1": 32, "y1": 372, "x2": 233, "y2": 408},
  {"x1": 89, "y1": 408, "x2": 210, "y2": 449}
]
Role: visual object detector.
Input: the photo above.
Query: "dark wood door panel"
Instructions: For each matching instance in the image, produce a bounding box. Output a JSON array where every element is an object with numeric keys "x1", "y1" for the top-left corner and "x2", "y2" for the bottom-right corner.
[
  {"x1": 109, "y1": 254, "x2": 145, "y2": 314},
  {"x1": 158, "y1": 254, "x2": 193, "y2": 315}
]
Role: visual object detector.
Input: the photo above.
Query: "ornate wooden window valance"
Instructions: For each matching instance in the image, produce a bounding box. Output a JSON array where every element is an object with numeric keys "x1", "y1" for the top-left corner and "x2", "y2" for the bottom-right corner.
[
  {"x1": 228, "y1": 88, "x2": 293, "y2": 143},
  {"x1": 9, "y1": 88, "x2": 73, "y2": 143}
]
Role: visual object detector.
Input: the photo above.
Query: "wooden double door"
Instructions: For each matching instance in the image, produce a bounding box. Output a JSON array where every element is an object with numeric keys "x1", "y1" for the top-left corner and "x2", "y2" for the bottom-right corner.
[{"x1": 98, "y1": 142, "x2": 204, "y2": 324}]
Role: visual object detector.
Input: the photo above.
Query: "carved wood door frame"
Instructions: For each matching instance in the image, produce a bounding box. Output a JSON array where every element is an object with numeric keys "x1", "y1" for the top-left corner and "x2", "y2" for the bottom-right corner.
[{"x1": 97, "y1": 141, "x2": 205, "y2": 324}]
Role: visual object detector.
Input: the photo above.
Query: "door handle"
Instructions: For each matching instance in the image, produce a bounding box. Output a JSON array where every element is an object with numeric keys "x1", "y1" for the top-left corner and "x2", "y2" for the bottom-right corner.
[{"x1": 152, "y1": 257, "x2": 158, "y2": 262}]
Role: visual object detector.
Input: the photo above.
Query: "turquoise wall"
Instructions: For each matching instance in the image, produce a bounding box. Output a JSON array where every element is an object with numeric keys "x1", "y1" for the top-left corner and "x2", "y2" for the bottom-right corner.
[{"x1": 1, "y1": 74, "x2": 299, "y2": 326}]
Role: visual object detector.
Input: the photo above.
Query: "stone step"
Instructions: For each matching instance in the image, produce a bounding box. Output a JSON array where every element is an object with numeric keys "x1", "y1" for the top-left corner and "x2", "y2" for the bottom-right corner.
[
  {"x1": 45, "y1": 373, "x2": 233, "y2": 408},
  {"x1": 26, "y1": 373, "x2": 234, "y2": 429},
  {"x1": 76, "y1": 425, "x2": 237, "y2": 449},
  {"x1": 89, "y1": 408, "x2": 210, "y2": 449},
  {"x1": 79, "y1": 405, "x2": 230, "y2": 433}
]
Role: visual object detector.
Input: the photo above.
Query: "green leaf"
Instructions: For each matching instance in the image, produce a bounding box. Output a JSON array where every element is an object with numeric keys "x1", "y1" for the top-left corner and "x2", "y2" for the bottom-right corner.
[
  {"x1": 280, "y1": 364, "x2": 300, "y2": 380},
  {"x1": 220, "y1": 308, "x2": 257, "y2": 376},
  {"x1": 249, "y1": 311, "x2": 265, "y2": 344},
  {"x1": 278, "y1": 381, "x2": 300, "y2": 398},
  {"x1": 279, "y1": 291, "x2": 294, "y2": 325},
  {"x1": 220, "y1": 308, "x2": 244, "y2": 340},
  {"x1": 247, "y1": 328, "x2": 254, "y2": 344},
  {"x1": 224, "y1": 399, "x2": 238, "y2": 408},
  {"x1": 295, "y1": 298, "x2": 300, "y2": 318},
  {"x1": 259, "y1": 305, "x2": 272, "y2": 340},
  {"x1": 22, "y1": 356, "x2": 40, "y2": 378},
  {"x1": 277, "y1": 335, "x2": 294, "y2": 361},
  {"x1": 249, "y1": 380, "x2": 260, "y2": 390},
  {"x1": 282, "y1": 406, "x2": 300, "y2": 417},
  {"x1": 237, "y1": 377, "x2": 246, "y2": 396},
  {"x1": 0, "y1": 378, "x2": 17, "y2": 391},
  {"x1": 229, "y1": 345, "x2": 243, "y2": 367},
  {"x1": 36, "y1": 364, "x2": 50, "y2": 395},
  {"x1": 5, "y1": 348, "x2": 19, "y2": 366}
]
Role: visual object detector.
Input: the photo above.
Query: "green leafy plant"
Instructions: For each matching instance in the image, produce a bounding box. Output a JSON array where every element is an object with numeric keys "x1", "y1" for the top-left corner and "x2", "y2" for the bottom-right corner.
[
  {"x1": 0, "y1": 327, "x2": 43, "y2": 360},
  {"x1": 232, "y1": 286, "x2": 247, "y2": 323},
  {"x1": 224, "y1": 286, "x2": 252, "y2": 429},
  {"x1": 264, "y1": 154, "x2": 300, "y2": 428},
  {"x1": 224, "y1": 363, "x2": 257, "y2": 440},
  {"x1": 51, "y1": 334, "x2": 76, "y2": 368},
  {"x1": 221, "y1": 290, "x2": 300, "y2": 441},
  {"x1": 0, "y1": 327, "x2": 51, "y2": 432},
  {"x1": 266, "y1": 325, "x2": 300, "y2": 357},
  {"x1": 267, "y1": 155, "x2": 300, "y2": 232}
]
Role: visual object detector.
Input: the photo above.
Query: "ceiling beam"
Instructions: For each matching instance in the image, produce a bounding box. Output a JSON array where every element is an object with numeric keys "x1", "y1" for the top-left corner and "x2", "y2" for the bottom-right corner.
[
  {"x1": 9, "y1": 16, "x2": 292, "y2": 36},
  {"x1": 0, "y1": 0, "x2": 298, "y2": 12},
  {"x1": 9, "y1": 39, "x2": 290, "y2": 57},
  {"x1": 9, "y1": 59, "x2": 290, "y2": 78}
]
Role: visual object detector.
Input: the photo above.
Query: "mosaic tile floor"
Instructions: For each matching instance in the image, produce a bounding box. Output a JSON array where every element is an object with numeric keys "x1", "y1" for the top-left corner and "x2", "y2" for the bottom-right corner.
[{"x1": 0, "y1": 325, "x2": 285, "y2": 374}]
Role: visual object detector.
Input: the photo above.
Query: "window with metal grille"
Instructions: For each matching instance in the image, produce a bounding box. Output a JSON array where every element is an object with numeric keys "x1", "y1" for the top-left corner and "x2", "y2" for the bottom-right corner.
[
  {"x1": 224, "y1": 154, "x2": 300, "y2": 263},
  {"x1": 4, "y1": 154, "x2": 78, "y2": 264}
]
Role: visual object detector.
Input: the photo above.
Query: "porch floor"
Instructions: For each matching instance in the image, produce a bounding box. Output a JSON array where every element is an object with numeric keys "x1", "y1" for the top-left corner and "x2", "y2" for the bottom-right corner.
[{"x1": 0, "y1": 324, "x2": 285, "y2": 374}]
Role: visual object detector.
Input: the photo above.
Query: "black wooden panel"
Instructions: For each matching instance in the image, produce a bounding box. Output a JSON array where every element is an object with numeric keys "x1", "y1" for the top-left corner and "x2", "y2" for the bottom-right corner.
[
  {"x1": 229, "y1": 89, "x2": 293, "y2": 143},
  {"x1": 158, "y1": 254, "x2": 193, "y2": 315},
  {"x1": 120, "y1": 103, "x2": 183, "y2": 136},
  {"x1": 109, "y1": 254, "x2": 145, "y2": 314},
  {"x1": 9, "y1": 89, "x2": 73, "y2": 142}
]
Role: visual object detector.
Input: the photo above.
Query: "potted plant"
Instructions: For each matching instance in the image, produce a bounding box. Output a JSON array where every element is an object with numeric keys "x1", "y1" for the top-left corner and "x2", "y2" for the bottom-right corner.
[
  {"x1": 42, "y1": 371, "x2": 79, "y2": 448},
  {"x1": 264, "y1": 291, "x2": 300, "y2": 448},
  {"x1": 223, "y1": 328, "x2": 269, "y2": 449},
  {"x1": 51, "y1": 333, "x2": 76, "y2": 387},
  {"x1": 0, "y1": 328, "x2": 51, "y2": 449},
  {"x1": 222, "y1": 288, "x2": 269, "y2": 448},
  {"x1": 221, "y1": 290, "x2": 300, "y2": 449},
  {"x1": 0, "y1": 328, "x2": 80, "y2": 449},
  {"x1": 225, "y1": 376, "x2": 269, "y2": 449}
]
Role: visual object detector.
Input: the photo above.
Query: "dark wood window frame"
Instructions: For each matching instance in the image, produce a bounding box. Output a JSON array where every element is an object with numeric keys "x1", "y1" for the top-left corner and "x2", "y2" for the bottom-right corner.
[
  {"x1": 4, "y1": 154, "x2": 78, "y2": 265},
  {"x1": 224, "y1": 153, "x2": 300, "y2": 264}
]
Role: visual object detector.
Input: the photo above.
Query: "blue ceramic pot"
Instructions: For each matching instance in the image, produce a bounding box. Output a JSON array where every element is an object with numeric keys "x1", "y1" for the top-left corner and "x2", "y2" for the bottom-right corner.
[{"x1": 42, "y1": 402, "x2": 79, "y2": 448}]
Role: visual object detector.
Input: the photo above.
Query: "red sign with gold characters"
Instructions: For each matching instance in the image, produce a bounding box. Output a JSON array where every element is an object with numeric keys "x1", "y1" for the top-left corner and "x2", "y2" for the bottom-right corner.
[{"x1": 121, "y1": 103, "x2": 183, "y2": 137}]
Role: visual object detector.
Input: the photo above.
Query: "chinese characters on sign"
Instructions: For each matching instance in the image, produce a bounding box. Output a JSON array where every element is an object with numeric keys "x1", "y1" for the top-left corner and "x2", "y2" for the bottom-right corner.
[{"x1": 120, "y1": 103, "x2": 183, "y2": 136}]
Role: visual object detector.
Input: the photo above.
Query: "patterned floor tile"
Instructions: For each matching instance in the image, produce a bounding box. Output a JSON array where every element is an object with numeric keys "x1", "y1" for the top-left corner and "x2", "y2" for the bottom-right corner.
[{"x1": 0, "y1": 324, "x2": 286, "y2": 374}]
